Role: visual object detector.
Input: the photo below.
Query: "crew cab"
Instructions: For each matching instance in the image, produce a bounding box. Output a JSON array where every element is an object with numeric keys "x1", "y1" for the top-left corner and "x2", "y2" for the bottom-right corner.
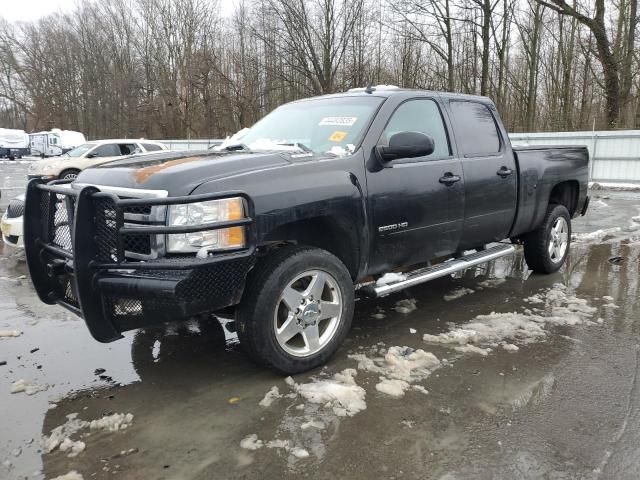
[
  {"x1": 28, "y1": 139, "x2": 168, "y2": 180},
  {"x1": 23, "y1": 87, "x2": 589, "y2": 374}
]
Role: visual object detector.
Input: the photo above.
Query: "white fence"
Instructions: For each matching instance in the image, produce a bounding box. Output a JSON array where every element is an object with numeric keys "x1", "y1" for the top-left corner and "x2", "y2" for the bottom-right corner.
[
  {"x1": 509, "y1": 130, "x2": 640, "y2": 183},
  {"x1": 157, "y1": 130, "x2": 640, "y2": 183}
]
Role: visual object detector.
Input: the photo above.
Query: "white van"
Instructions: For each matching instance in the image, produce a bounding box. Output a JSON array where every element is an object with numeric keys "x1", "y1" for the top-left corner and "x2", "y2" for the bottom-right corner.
[
  {"x1": 0, "y1": 128, "x2": 30, "y2": 159},
  {"x1": 29, "y1": 129, "x2": 86, "y2": 157}
]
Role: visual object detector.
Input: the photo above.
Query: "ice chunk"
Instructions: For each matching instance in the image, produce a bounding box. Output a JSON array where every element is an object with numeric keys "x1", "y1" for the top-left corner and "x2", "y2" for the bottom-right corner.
[
  {"x1": 0, "y1": 330, "x2": 22, "y2": 338},
  {"x1": 51, "y1": 472, "x2": 84, "y2": 480},
  {"x1": 602, "y1": 296, "x2": 614, "y2": 302},
  {"x1": 290, "y1": 447, "x2": 310, "y2": 458},
  {"x1": 376, "y1": 377, "x2": 411, "y2": 397},
  {"x1": 10, "y1": 379, "x2": 48, "y2": 395},
  {"x1": 300, "y1": 420, "x2": 325, "y2": 430},
  {"x1": 259, "y1": 386, "x2": 282, "y2": 407},
  {"x1": 443, "y1": 287, "x2": 475, "y2": 302},
  {"x1": 412, "y1": 385, "x2": 429, "y2": 395},
  {"x1": 477, "y1": 278, "x2": 506, "y2": 289},
  {"x1": 59, "y1": 438, "x2": 86, "y2": 458},
  {"x1": 409, "y1": 328, "x2": 417, "y2": 334},
  {"x1": 294, "y1": 369, "x2": 366, "y2": 417},
  {"x1": 89, "y1": 413, "x2": 134, "y2": 432},
  {"x1": 454, "y1": 344, "x2": 491, "y2": 356},
  {"x1": 240, "y1": 434, "x2": 263, "y2": 450},
  {"x1": 502, "y1": 343, "x2": 519, "y2": 352},
  {"x1": 394, "y1": 298, "x2": 417, "y2": 314},
  {"x1": 350, "y1": 346, "x2": 440, "y2": 383}
]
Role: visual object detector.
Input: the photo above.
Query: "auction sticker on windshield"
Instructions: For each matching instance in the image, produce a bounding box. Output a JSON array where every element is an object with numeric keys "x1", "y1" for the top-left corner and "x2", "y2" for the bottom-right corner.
[
  {"x1": 319, "y1": 117, "x2": 358, "y2": 127},
  {"x1": 329, "y1": 131, "x2": 348, "y2": 142}
]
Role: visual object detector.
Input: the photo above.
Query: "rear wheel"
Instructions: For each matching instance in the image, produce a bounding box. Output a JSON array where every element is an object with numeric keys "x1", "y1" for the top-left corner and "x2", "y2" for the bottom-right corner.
[
  {"x1": 236, "y1": 246, "x2": 354, "y2": 374},
  {"x1": 523, "y1": 204, "x2": 571, "y2": 273},
  {"x1": 60, "y1": 169, "x2": 81, "y2": 181}
]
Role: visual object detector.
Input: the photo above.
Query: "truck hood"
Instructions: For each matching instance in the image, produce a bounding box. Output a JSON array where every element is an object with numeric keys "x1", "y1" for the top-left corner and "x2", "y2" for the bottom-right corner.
[{"x1": 75, "y1": 150, "x2": 292, "y2": 196}]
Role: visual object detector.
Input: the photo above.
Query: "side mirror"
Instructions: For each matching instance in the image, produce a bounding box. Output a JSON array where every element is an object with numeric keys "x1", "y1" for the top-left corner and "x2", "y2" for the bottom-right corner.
[
  {"x1": 86, "y1": 152, "x2": 97, "y2": 158},
  {"x1": 377, "y1": 131, "x2": 435, "y2": 161}
]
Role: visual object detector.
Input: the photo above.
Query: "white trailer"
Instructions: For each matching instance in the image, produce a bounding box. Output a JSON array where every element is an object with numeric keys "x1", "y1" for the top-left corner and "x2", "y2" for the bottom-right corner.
[
  {"x1": 29, "y1": 129, "x2": 86, "y2": 157},
  {"x1": 0, "y1": 128, "x2": 30, "y2": 159}
]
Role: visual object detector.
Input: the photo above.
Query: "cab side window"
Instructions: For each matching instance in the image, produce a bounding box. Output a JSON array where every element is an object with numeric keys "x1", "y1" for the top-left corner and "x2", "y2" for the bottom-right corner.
[
  {"x1": 119, "y1": 143, "x2": 139, "y2": 155},
  {"x1": 449, "y1": 101, "x2": 501, "y2": 157},
  {"x1": 142, "y1": 143, "x2": 162, "y2": 152},
  {"x1": 379, "y1": 99, "x2": 451, "y2": 160},
  {"x1": 92, "y1": 144, "x2": 121, "y2": 157}
]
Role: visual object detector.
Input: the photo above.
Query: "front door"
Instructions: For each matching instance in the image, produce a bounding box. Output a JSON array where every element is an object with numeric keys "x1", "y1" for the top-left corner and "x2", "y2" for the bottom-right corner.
[{"x1": 366, "y1": 98, "x2": 465, "y2": 275}]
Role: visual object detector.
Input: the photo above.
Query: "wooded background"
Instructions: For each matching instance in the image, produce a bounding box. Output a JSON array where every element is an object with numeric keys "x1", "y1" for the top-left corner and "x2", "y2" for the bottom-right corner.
[{"x1": 0, "y1": 0, "x2": 637, "y2": 139}]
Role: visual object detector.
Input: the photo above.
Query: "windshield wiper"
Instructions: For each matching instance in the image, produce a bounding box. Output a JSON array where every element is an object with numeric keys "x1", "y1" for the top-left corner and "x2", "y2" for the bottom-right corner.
[{"x1": 276, "y1": 142, "x2": 313, "y2": 153}]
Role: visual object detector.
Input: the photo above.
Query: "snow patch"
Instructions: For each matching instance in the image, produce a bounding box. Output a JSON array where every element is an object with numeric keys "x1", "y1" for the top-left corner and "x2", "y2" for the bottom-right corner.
[
  {"x1": 424, "y1": 284, "x2": 596, "y2": 352},
  {"x1": 259, "y1": 386, "x2": 282, "y2": 407},
  {"x1": 477, "y1": 278, "x2": 506, "y2": 289},
  {"x1": 443, "y1": 287, "x2": 475, "y2": 302},
  {"x1": 394, "y1": 298, "x2": 417, "y2": 314},
  {"x1": 10, "y1": 379, "x2": 48, "y2": 395},
  {"x1": 0, "y1": 330, "x2": 22, "y2": 338},
  {"x1": 376, "y1": 377, "x2": 411, "y2": 397},
  {"x1": 51, "y1": 472, "x2": 83, "y2": 480},
  {"x1": 572, "y1": 227, "x2": 621, "y2": 243},
  {"x1": 376, "y1": 272, "x2": 407, "y2": 286},
  {"x1": 350, "y1": 346, "x2": 440, "y2": 398},
  {"x1": 409, "y1": 328, "x2": 417, "y2": 334},
  {"x1": 89, "y1": 413, "x2": 134, "y2": 432},
  {"x1": 293, "y1": 369, "x2": 366, "y2": 417},
  {"x1": 240, "y1": 434, "x2": 263, "y2": 450}
]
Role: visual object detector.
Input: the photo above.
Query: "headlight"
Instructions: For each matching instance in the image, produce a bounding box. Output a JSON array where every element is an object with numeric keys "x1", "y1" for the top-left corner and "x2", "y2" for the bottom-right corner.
[{"x1": 166, "y1": 197, "x2": 246, "y2": 253}]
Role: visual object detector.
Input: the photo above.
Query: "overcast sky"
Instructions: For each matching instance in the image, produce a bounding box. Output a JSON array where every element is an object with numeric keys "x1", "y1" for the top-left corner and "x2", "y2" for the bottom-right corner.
[{"x1": 1, "y1": 0, "x2": 237, "y2": 23}]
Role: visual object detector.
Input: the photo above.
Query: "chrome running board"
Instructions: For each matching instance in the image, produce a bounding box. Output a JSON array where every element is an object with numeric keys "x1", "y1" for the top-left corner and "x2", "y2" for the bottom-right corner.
[{"x1": 363, "y1": 244, "x2": 515, "y2": 298}]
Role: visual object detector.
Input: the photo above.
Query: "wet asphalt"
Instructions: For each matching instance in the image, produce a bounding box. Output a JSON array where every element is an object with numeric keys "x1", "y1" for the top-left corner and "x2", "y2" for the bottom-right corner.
[{"x1": 1, "y1": 162, "x2": 640, "y2": 480}]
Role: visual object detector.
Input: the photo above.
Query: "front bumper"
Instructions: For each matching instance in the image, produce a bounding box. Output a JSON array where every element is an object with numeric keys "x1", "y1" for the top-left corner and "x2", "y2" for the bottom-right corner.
[
  {"x1": 1, "y1": 214, "x2": 24, "y2": 248},
  {"x1": 24, "y1": 180, "x2": 256, "y2": 342}
]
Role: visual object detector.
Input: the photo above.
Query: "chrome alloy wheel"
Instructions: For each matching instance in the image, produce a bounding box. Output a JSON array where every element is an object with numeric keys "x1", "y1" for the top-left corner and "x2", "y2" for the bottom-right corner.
[
  {"x1": 549, "y1": 216, "x2": 569, "y2": 263},
  {"x1": 273, "y1": 269, "x2": 343, "y2": 357}
]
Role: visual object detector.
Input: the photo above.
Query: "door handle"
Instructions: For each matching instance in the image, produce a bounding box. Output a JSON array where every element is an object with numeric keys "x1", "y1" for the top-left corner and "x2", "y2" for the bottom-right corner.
[
  {"x1": 497, "y1": 166, "x2": 513, "y2": 178},
  {"x1": 439, "y1": 172, "x2": 461, "y2": 186}
]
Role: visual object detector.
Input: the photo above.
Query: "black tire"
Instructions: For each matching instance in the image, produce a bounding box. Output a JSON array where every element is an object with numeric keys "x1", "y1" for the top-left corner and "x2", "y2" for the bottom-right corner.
[
  {"x1": 523, "y1": 204, "x2": 571, "y2": 274},
  {"x1": 59, "y1": 169, "x2": 81, "y2": 180},
  {"x1": 236, "y1": 245, "x2": 354, "y2": 374}
]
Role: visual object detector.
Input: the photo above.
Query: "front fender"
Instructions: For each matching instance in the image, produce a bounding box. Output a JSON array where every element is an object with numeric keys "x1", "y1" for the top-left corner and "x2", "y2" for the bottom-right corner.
[{"x1": 191, "y1": 154, "x2": 369, "y2": 278}]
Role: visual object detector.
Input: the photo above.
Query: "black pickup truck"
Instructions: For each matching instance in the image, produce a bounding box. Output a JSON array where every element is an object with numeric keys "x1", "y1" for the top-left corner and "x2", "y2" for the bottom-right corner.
[{"x1": 23, "y1": 87, "x2": 589, "y2": 373}]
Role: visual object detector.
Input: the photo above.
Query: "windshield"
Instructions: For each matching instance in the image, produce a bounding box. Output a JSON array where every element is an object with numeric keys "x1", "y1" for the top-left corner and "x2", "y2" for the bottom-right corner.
[
  {"x1": 238, "y1": 96, "x2": 384, "y2": 156},
  {"x1": 64, "y1": 143, "x2": 94, "y2": 157}
]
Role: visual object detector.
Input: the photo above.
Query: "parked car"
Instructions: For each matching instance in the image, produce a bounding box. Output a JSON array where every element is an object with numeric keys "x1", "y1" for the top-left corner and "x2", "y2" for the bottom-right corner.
[
  {"x1": 23, "y1": 87, "x2": 589, "y2": 374},
  {"x1": 28, "y1": 139, "x2": 168, "y2": 180},
  {"x1": 1, "y1": 193, "x2": 25, "y2": 249},
  {"x1": 29, "y1": 129, "x2": 86, "y2": 157},
  {"x1": 0, "y1": 128, "x2": 30, "y2": 159}
]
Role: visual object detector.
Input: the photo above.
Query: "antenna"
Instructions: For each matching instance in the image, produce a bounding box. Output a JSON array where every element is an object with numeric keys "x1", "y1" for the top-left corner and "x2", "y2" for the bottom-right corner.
[{"x1": 364, "y1": 82, "x2": 375, "y2": 94}]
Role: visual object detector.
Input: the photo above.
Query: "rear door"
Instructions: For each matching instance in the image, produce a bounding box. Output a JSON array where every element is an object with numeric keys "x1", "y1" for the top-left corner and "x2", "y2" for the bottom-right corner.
[
  {"x1": 448, "y1": 100, "x2": 517, "y2": 248},
  {"x1": 366, "y1": 97, "x2": 465, "y2": 274}
]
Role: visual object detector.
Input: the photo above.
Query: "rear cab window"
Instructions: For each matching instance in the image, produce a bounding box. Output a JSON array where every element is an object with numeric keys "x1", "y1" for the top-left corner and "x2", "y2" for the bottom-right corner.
[{"x1": 449, "y1": 101, "x2": 501, "y2": 157}]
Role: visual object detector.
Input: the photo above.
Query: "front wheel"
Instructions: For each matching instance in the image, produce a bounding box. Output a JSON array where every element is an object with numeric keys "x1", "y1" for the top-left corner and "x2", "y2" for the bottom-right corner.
[
  {"x1": 59, "y1": 169, "x2": 81, "y2": 181},
  {"x1": 523, "y1": 204, "x2": 571, "y2": 274},
  {"x1": 236, "y1": 246, "x2": 354, "y2": 374}
]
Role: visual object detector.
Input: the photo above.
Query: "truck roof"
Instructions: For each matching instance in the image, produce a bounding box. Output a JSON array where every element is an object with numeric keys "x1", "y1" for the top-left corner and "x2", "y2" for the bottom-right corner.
[{"x1": 292, "y1": 85, "x2": 492, "y2": 104}]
